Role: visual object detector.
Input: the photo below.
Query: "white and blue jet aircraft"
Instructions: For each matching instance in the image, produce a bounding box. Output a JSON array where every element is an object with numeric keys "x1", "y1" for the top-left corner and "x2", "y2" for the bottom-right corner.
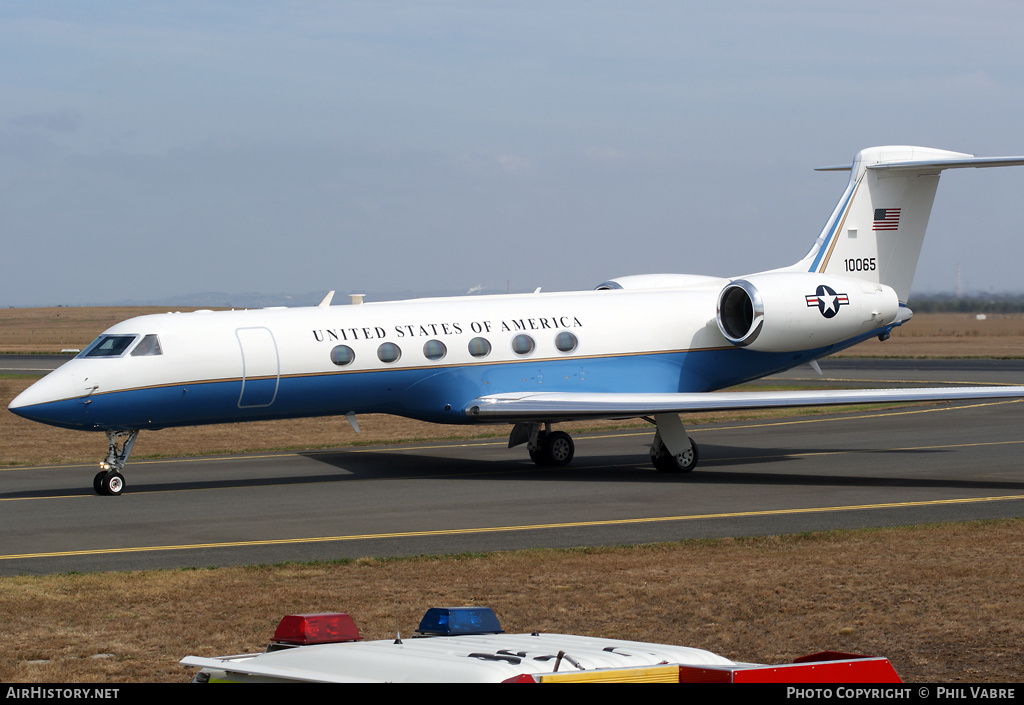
[{"x1": 11, "y1": 146, "x2": 1024, "y2": 495}]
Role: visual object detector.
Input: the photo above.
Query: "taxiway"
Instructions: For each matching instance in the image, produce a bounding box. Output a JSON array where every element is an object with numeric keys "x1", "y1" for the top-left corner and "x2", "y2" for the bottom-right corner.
[{"x1": 2, "y1": 358, "x2": 1023, "y2": 575}]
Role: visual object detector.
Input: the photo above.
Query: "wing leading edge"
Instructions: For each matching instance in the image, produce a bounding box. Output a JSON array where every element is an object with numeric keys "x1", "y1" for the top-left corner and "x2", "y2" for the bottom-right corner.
[{"x1": 465, "y1": 387, "x2": 1024, "y2": 422}]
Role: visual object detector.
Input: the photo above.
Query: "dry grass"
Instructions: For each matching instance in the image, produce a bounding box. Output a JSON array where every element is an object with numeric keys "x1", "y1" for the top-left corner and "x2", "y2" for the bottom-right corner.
[
  {"x1": 3, "y1": 307, "x2": 1024, "y2": 684},
  {"x1": 834, "y1": 312, "x2": 1024, "y2": 358},
  {"x1": 2, "y1": 521, "x2": 1023, "y2": 683},
  {"x1": 0, "y1": 307, "x2": 216, "y2": 354}
]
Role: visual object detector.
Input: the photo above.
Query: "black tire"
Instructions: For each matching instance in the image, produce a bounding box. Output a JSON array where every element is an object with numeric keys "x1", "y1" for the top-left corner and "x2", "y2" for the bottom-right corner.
[
  {"x1": 102, "y1": 471, "x2": 125, "y2": 496},
  {"x1": 94, "y1": 470, "x2": 109, "y2": 496},
  {"x1": 543, "y1": 431, "x2": 575, "y2": 466},
  {"x1": 651, "y1": 437, "x2": 698, "y2": 473},
  {"x1": 529, "y1": 431, "x2": 575, "y2": 467}
]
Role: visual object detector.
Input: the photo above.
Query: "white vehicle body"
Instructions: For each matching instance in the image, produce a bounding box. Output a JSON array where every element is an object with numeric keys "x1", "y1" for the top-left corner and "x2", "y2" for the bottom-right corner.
[
  {"x1": 183, "y1": 632, "x2": 737, "y2": 683},
  {"x1": 181, "y1": 631, "x2": 900, "y2": 684},
  {"x1": 10, "y1": 146, "x2": 1024, "y2": 494}
]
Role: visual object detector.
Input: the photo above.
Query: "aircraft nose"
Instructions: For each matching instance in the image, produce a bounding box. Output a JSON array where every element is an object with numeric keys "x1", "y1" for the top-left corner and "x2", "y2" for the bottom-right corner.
[{"x1": 8, "y1": 368, "x2": 94, "y2": 430}]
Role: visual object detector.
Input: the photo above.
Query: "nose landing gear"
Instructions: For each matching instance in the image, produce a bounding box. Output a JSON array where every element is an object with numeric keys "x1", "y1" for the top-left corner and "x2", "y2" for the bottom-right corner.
[{"x1": 93, "y1": 430, "x2": 138, "y2": 496}]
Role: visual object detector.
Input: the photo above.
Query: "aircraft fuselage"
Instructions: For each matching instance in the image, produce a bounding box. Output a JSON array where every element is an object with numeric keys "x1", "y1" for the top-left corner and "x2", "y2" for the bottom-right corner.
[{"x1": 10, "y1": 283, "x2": 872, "y2": 432}]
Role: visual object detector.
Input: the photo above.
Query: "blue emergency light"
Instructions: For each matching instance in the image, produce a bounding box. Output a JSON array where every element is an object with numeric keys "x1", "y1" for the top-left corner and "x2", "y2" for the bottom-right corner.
[{"x1": 415, "y1": 607, "x2": 504, "y2": 636}]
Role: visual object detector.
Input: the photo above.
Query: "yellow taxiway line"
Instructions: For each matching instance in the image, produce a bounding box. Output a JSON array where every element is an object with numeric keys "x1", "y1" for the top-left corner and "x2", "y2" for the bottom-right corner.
[
  {"x1": 3, "y1": 399, "x2": 1022, "y2": 562},
  {"x1": 3, "y1": 493, "x2": 1023, "y2": 562}
]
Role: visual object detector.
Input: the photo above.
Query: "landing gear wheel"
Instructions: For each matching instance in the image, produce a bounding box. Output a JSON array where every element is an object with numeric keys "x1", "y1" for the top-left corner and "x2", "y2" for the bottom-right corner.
[
  {"x1": 99, "y1": 471, "x2": 125, "y2": 496},
  {"x1": 543, "y1": 431, "x2": 575, "y2": 466},
  {"x1": 93, "y1": 430, "x2": 138, "y2": 495},
  {"x1": 651, "y1": 437, "x2": 698, "y2": 473},
  {"x1": 529, "y1": 430, "x2": 575, "y2": 467}
]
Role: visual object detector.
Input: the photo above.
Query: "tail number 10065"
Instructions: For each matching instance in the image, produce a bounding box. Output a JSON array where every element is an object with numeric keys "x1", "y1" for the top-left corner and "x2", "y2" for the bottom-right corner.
[{"x1": 845, "y1": 257, "x2": 877, "y2": 272}]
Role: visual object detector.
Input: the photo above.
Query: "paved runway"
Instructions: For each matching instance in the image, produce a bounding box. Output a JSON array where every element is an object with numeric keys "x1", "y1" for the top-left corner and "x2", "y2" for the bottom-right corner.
[
  {"x1": 3, "y1": 355, "x2": 1023, "y2": 575},
  {"x1": 0, "y1": 355, "x2": 71, "y2": 375}
]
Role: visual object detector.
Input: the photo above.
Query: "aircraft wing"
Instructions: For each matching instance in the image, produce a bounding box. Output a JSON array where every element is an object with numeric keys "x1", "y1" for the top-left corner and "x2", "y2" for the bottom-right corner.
[{"x1": 464, "y1": 386, "x2": 1024, "y2": 422}]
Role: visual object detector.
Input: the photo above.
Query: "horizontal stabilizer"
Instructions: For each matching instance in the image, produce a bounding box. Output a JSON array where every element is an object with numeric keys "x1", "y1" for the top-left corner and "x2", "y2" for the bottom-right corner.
[
  {"x1": 868, "y1": 155, "x2": 1024, "y2": 172},
  {"x1": 465, "y1": 387, "x2": 1024, "y2": 421},
  {"x1": 816, "y1": 155, "x2": 1024, "y2": 172}
]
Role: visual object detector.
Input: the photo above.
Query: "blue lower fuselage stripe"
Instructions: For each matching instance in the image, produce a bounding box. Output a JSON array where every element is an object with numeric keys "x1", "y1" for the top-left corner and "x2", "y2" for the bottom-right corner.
[{"x1": 13, "y1": 338, "x2": 874, "y2": 432}]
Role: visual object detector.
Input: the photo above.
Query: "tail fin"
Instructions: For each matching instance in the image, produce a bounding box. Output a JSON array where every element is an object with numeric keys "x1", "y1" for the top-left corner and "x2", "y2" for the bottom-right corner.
[{"x1": 792, "y1": 146, "x2": 1024, "y2": 303}]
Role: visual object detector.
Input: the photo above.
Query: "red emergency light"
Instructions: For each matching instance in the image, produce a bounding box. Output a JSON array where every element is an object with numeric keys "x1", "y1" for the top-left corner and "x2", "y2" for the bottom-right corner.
[{"x1": 271, "y1": 612, "x2": 363, "y2": 646}]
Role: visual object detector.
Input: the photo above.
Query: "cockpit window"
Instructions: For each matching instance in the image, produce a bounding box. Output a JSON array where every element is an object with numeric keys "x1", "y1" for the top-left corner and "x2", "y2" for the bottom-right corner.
[
  {"x1": 79, "y1": 335, "x2": 138, "y2": 358},
  {"x1": 130, "y1": 334, "x2": 163, "y2": 357}
]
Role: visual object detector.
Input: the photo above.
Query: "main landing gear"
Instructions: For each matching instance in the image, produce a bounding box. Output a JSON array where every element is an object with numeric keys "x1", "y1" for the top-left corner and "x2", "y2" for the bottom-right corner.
[
  {"x1": 93, "y1": 430, "x2": 138, "y2": 496},
  {"x1": 509, "y1": 415, "x2": 700, "y2": 473},
  {"x1": 530, "y1": 429, "x2": 575, "y2": 467},
  {"x1": 509, "y1": 422, "x2": 575, "y2": 467},
  {"x1": 649, "y1": 434, "x2": 699, "y2": 473},
  {"x1": 647, "y1": 413, "x2": 699, "y2": 473}
]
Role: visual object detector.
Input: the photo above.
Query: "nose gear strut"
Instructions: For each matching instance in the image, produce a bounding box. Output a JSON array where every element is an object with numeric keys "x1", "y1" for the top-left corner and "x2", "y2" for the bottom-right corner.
[{"x1": 93, "y1": 430, "x2": 138, "y2": 496}]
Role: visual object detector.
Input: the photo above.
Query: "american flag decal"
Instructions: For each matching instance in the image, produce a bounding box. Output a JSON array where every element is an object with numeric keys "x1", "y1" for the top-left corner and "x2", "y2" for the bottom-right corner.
[{"x1": 873, "y1": 207, "x2": 901, "y2": 231}]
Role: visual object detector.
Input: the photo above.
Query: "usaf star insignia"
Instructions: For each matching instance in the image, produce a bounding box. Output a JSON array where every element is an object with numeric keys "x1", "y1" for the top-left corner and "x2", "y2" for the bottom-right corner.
[{"x1": 805, "y1": 285, "x2": 850, "y2": 319}]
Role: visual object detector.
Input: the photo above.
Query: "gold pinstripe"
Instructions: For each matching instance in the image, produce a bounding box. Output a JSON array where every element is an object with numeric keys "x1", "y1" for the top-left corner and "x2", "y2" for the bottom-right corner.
[{"x1": 817, "y1": 174, "x2": 864, "y2": 273}]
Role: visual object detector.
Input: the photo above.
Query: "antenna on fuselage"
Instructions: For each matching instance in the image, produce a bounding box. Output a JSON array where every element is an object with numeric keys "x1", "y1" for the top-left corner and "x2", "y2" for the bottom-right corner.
[{"x1": 318, "y1": 291, "x2": 335, "y2": 307}]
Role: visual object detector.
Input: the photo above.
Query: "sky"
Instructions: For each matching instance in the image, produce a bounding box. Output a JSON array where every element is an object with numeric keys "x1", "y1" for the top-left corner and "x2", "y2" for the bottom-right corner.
[{"x1": 3, "y1": 1, "x2": 1024, "y2": 307}]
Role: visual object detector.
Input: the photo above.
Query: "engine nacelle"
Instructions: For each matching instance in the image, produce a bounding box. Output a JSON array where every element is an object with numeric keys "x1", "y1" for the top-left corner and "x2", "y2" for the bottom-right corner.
[{"x1": 716, "y1": 272, "x2": 900, "y2": 353}]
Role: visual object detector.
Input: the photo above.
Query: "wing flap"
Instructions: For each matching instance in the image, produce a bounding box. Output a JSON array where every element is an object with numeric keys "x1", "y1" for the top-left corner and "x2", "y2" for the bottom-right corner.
[{"x1": 464, "y1": 387, "x2": 1024, "y2": 421}]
